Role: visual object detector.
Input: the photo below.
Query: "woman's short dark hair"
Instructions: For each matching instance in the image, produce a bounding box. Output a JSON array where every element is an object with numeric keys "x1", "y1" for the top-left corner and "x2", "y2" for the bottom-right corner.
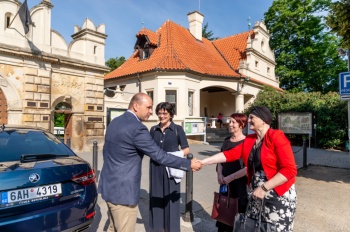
[
  {"x1": 155, "y1": 102, "x2": 175, "y2": 119},
  {"x1": 230, "y1": 113, "x2": 248, "y2": 128}
]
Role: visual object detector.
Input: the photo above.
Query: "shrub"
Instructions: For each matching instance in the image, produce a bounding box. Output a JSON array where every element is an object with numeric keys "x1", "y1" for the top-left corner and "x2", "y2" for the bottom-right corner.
[{"x1": 245, "y1": 87, "x2": 347, "y2": 149}]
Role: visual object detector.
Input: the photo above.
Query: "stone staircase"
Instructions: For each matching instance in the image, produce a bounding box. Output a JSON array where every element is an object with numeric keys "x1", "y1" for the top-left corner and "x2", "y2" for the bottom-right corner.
[{"x1": 206, "y1": 127, "x2": 231, "y2": 143}]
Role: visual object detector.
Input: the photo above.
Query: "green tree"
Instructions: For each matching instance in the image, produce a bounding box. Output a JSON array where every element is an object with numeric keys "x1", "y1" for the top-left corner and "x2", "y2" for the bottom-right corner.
[
  {"x1": 105, "y1": 56, "x2": 126, "y2": 71},
  {"x1": 54, "y1": 113, "x2": 64, "y2": 127},
  {"x1": 202, "y1": 22, "x2": 218, "y2": 41},
  {"x1": 326, "y1": 0, "x2": 350, "y2": 50},
  {"x1": 264, "y1": 0, "x2": 347, "y2": 92}
]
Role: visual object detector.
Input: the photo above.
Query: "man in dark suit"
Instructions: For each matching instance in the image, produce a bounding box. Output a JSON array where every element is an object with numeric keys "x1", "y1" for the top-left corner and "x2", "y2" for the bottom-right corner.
[{"x1": 98, "y1": 92, "x2": 201, "y2": 232}]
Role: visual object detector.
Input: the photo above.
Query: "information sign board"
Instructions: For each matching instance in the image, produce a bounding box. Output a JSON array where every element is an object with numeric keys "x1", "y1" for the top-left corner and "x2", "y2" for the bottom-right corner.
[
  {"x1": 278, "y1": 112, "x2": 312, "y2": 135},
  {"x1": 339, "y1": 72, "x2": 350, "y2": 100},
  {"x1": 184, "y1": 117, "x2": 207, "y2": 144},
  {"x1": 107, "y1": 108, "x2": 127, "y2": 126}
]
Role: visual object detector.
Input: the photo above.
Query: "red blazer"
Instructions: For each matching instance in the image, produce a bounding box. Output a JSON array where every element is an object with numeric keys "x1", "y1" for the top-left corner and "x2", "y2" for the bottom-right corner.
[{"x1": 223, "y1": 129, "x2": 297, "y2": 196}]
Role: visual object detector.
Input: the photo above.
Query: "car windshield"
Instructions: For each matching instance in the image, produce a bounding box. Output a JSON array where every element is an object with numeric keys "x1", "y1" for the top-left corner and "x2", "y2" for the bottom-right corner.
[{"x1": 0, "y1": 129, "x2": 75, "y2": 162}]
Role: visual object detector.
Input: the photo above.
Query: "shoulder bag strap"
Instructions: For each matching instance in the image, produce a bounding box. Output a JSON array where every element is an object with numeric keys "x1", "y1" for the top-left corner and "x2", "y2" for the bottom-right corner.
[
  {"x1": 174, "y1": 124, "x2": 181, "y2": 146},
  {"x1": 175, "y1": 124, "x2": 180, "y2": 144}
]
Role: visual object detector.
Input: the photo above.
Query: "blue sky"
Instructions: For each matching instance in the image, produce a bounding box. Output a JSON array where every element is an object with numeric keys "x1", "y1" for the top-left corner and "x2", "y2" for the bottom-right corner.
[{"x1": 28, "y1": 0, "x2": 274, "y2": 61}]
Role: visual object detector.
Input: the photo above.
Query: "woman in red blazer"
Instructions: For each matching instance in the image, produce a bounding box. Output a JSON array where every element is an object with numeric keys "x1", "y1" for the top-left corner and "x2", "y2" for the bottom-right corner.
[{"x1": 202, "y1": 106, "x2": 297, "y2": 232}]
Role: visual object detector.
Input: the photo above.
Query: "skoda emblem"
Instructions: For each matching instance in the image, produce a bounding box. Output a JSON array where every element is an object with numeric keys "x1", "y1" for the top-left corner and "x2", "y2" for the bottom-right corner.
[{"x1": 29, "y1": 173, "x2": 40, "y2": 183}]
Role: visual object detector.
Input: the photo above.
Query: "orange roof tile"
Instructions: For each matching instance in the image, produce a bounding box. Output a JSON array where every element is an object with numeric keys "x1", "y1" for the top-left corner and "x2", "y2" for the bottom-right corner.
[
  {"x1": 212, "y1": 31, "x2": 254, "y2": 71},
  {"x1": 136, "y1": 28, "x2": 158, "y2": 46},
  {"x1": 105, "y1": 20, "x2": 245, "y2": 80}
]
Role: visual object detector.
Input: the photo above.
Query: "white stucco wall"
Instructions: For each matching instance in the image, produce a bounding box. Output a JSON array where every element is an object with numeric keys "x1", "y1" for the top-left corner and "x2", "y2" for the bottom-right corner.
[
  {"x1": 240, "y1": 21, "x2": 278, "y2": 88},
  {"x1": 1, "y1": 1, "x2": 106, "y2": 66}
]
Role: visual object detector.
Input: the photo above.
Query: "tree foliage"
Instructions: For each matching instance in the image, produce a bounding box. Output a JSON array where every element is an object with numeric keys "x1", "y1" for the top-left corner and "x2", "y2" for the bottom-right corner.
[
  {"x1": 326, "y1": 0, "x2": 350, "y2": 50},
  {"x1": 105, "y1": 56, "x2": 126, "y2": 71},
  {"x1": 202, "y1": 22, "x2": 218, "y2": 41},
  {"x1": 245, "y1": 87, "x2": 347, "y2": 149},
  {"x1": 54, "y1": 113, "x2": 64, "y2": 127},
  {"x1": 264, "y1": 0, "x2": 347, "y2": 92}
]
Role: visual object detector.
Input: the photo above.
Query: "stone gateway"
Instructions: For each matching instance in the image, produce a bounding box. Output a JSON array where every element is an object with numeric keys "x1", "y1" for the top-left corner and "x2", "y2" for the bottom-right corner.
[{"x1": 0, "y1": 0, "x2": 109, "y2": 151}]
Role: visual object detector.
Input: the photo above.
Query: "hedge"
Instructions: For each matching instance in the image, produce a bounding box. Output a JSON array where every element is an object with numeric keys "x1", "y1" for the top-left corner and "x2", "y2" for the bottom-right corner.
[{"x1": 245, "y1": 87, "x2": 347, "y2": 149}]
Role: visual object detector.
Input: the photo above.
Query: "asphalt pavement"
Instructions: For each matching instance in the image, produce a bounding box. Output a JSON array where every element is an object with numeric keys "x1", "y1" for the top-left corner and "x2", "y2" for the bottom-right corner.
[{"x1": 76, "y1": 143, "x2": 350, "y2": 232}]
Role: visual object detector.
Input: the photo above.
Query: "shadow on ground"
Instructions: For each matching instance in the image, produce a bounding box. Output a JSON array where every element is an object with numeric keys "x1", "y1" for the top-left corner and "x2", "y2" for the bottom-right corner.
[
  {"x1": 87, "y1": 202, "x2": 109, "y2": 232},
  {"x1": 137, "y1": 189, "x2": 215, "y2": 232},
  {"x1": 195, "y1": 143, "x2": 221, "y2": 157},
  {"x1": 297, "y1": 164, "x2": 350, "y2": 183}
]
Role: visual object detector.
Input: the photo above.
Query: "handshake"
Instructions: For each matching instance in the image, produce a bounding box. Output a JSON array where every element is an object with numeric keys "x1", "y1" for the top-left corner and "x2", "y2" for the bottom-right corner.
[
  {"x1": 188, "y1": 151, "x2": 224, "y2": 171},
  {"x1": 181, "y1": 151, "x2": 223, "y2": 172},
  {"x1": 190, "y1": 158, "x2": 204, "y2": 172}
]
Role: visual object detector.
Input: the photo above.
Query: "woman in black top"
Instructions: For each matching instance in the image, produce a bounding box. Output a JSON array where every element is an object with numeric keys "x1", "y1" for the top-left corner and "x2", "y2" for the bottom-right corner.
[
  {"x1": 216, "y1": 113, "x2": 248, "y2": 232},
  {"x1": 149, "y1": 102, "x2": 189, "y2": 232}
]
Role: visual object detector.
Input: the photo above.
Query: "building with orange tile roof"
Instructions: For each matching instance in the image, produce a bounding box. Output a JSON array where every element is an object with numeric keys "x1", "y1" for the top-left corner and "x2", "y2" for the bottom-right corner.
[{"x1": 104, "y1": 11, "x2": 279, "y2": 134}]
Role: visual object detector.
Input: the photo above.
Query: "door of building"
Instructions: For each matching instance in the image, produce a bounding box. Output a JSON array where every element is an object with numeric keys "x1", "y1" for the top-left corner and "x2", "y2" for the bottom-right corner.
[
  {"x1": 0, "y1": 89, "x2": 8, "y2": 125},
  {"x1": 54, "y1": 102, "x2": 72, "y2": 144}
]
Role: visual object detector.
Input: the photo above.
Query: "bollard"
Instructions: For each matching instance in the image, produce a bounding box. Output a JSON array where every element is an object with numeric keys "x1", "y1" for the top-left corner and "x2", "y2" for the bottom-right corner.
[
  {"x1": 183, "y1": 153, "x2": 194, "y2": 222},
  {"x1": 66, "y1": 137, "x2": 71, "y2": 148},
  {"x1": 92, "y1": 141, "x2": 98, "y2": 182},
  {"x1": 303, "y1": 139, "x2": 308, "y2": 169}
]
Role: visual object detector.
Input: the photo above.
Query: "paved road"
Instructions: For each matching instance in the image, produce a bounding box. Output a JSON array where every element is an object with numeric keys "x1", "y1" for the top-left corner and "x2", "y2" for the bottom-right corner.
[{"x1": 76, "y1": 143, "x2": 350, "y2": 232}]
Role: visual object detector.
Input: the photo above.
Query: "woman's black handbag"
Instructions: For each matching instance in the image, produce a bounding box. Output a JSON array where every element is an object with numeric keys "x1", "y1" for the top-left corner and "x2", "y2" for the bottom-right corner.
[{"x1": 233, "y1": 198, "x2": 276, "y2": 232}]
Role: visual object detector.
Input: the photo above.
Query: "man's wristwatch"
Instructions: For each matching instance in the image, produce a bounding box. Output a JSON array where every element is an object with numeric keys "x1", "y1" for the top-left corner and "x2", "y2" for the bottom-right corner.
[{"x1": 261, "y1": 184, "x2": 269, "y2": 192}]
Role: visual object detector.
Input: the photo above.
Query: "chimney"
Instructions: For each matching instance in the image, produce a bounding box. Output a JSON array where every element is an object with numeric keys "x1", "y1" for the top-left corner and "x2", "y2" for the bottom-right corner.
[{"x1": 187, "y1": 11, "x2": 204, "y2": 41}]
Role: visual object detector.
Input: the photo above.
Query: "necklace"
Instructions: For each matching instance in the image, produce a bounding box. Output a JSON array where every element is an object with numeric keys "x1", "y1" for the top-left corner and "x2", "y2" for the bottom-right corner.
[{"x1": 255, "y1": 138, "x2": 263, "y2": 147}]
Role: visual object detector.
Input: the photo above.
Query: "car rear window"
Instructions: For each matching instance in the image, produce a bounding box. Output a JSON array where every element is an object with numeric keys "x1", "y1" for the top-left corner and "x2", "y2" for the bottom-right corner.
[{"x1": 0, "y1": 129, "x2": 76, "y2": 162}]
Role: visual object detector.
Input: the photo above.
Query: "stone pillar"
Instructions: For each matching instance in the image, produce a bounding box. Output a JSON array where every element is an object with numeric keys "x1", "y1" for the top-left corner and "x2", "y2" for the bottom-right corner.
[{"x1": 235, "y1": 93, "x2": 244, "y2": 113}]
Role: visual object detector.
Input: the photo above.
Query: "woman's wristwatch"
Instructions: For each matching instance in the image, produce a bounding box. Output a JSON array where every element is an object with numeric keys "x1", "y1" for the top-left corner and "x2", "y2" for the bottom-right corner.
[{"x1": 261, "y1": 184, "x2": 269, "y2": 192}]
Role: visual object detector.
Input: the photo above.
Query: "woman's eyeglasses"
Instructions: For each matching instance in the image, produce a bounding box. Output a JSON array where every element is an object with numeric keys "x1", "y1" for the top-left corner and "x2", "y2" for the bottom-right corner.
[{"x1": 157, "y1": 112, "x2": 169, "y2": 116}]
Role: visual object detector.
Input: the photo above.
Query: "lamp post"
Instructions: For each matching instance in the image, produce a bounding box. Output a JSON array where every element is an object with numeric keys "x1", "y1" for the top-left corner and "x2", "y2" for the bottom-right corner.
[
  {"x1": 347, "y1": 50, "x2": 350, "y2": 159},
  {"x1": 338, "y1": 49, "x2": 350, "y2": 154}
]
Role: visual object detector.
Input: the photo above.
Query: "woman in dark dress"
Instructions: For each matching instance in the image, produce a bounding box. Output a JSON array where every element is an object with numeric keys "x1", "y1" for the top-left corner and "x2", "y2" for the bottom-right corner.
[
  {"x1": 149, "y1": 102, "x2": 190, "y2": 232},
  {"x1": 216, "y1": 113, "x2": 248, "y2": 232}
]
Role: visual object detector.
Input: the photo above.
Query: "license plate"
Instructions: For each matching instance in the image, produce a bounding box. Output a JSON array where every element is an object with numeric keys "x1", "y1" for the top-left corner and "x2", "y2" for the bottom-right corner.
[{"x1": 1, "y1": 183, "x2": 62, "y2": 205}]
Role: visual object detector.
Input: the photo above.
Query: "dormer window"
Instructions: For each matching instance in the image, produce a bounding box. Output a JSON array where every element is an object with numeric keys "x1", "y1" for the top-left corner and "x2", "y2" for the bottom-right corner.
[
  {"x1": 143, "y1": 43, "x2": 150, "y2": 59},
  {"x1": 134, "y1": 35, "x2": 155, "y2": 60}
]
